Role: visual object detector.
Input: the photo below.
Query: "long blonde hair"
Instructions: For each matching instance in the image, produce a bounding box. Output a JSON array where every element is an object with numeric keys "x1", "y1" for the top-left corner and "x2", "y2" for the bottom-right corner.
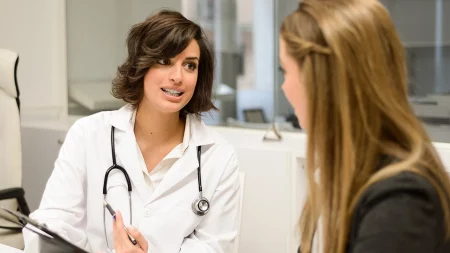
[{"x1": 280, "y1": 1, "x2": 450, "y2": 252}]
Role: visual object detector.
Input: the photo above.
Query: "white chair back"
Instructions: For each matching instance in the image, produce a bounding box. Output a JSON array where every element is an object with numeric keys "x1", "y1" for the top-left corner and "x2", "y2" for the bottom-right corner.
[
  {"x1": 0, "y1": 48, "x2": 22, "y2": 190},
  {"x1": 0, "y1": 48, "x2": 24, "y2": 250}
]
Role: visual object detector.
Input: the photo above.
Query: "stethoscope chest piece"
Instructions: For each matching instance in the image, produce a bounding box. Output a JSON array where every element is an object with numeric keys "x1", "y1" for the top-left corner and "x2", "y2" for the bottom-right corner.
[
  {"x1": 192, "y1": 197, "x2": 210, "y2": 216},
  {"x1": 191, "y1": 145, "x2": 210, "y2": 216}
]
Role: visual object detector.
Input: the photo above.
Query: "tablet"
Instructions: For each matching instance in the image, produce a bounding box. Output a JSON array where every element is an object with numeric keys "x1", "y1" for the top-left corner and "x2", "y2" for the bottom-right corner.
[{"x1": 0, "y1": 207, "x2": 90, "y2": 253}]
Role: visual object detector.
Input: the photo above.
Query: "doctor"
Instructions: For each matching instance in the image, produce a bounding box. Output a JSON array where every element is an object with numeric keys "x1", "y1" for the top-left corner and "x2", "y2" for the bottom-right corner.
[{"x1": 24, "y1": 10, "x2": 240, "y2": 253}]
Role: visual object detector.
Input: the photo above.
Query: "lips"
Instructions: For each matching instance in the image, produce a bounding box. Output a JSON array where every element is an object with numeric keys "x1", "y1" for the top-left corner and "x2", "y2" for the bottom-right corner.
[{"x1": 161, "y1": 88, "x2": 184, "y2": 97}]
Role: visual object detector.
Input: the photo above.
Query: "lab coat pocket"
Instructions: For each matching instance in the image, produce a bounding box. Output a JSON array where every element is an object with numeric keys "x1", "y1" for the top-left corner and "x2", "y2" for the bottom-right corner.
[{"x1": 139, "y1": 205, "x2": 200, "y2": 249}]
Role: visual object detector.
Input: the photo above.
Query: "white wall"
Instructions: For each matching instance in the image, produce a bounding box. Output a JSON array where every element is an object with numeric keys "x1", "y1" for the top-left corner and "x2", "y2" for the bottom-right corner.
[
  {"x1": 66, "y1": 0, "x2": 121, "y2": 84},
  {"x1": 0, "y1": 0, "x2": 67, "y2": 120}
]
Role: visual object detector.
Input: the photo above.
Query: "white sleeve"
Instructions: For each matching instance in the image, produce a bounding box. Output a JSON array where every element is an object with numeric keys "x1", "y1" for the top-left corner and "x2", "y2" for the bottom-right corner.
[
  {"x1": 23, "y1": 119, "x2": 89, "y2": 252},
  {"x1": 178, "y1": 153, "x2": 241, "y2": 253}
]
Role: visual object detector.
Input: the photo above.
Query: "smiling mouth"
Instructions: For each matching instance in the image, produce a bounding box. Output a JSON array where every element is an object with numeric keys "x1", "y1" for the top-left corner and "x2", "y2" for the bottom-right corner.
[{"x1": 161, "y1": 88, "x2": 184, "y2": 97}]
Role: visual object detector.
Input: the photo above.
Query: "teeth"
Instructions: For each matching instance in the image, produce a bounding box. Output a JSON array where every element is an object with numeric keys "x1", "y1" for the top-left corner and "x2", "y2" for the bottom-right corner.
[
  {"x1": 162, "y1": 88, "x2": 182, "y2": 97},
  {"x1": 164, "y1": 88, "x2": 181, "y2": 93}
]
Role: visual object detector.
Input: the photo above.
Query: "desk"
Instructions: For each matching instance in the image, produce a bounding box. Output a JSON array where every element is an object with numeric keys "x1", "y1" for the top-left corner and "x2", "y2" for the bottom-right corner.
[{"x1": 0, "y1": 243, "x2": 23, "y2": 253}]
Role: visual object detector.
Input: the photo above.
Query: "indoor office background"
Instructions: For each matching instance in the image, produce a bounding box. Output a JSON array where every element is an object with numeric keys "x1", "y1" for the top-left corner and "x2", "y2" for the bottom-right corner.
[
  {"x1": 64, "y1": 0, "x2": 450, "y2": 142},
  {"x1": 0, "y1": 1, "x2": 450, "y2": 253},
  {"x1": 65, "y1": 0, "x2": 280, "y2": 129}
]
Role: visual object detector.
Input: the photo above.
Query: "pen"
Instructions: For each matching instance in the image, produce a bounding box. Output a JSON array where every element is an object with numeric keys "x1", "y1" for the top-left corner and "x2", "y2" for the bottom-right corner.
[{"x1": 103, "y1": 200, "x2": 138, "y2": 245}]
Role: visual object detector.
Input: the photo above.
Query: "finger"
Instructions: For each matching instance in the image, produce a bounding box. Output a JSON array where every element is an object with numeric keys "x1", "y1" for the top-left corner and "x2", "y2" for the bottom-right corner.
[
  {"x1": 113, "y1": 211, "x2": 133, "y2": 249},
  {"x1": 112, "y1": 211, "x2": 122, "y2": 250},
  {"x1": 127, "y1": 226, "x2": 148, "y2": 252}
]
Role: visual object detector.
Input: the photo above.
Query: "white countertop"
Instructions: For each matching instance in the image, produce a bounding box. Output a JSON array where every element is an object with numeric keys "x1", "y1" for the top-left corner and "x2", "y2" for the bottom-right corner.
[{"x1": 0, "y1": 244, "x2": 23, "y2": 253}]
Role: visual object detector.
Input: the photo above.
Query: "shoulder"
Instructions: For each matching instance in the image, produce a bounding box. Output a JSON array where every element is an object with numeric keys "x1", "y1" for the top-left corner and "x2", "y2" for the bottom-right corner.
[
  {"x1": 352, "y1": 171, "x2": 445, "y2": 242},
  {"x1": 188, "y1": 114, "x2": 239, "y2": 171},
  {"x1": 206, "y1": 130, "x2": 239, "y2": 169},
  {"x1": 358, "y1": 171, "x2": 440, "y2": 208},
  {"x1": 189, "y1": 114, "x2": 237, "y2": 156},
  {"x1": 347, "y1": 171, "x2": 450, "y2": 252},
  {"x1": 68, "y1": 110, "x2": 115, "y2": 135}
]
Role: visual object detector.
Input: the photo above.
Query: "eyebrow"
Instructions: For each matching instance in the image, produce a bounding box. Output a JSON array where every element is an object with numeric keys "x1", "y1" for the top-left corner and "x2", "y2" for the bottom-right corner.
[{"x1": 185, "y1": 57, "x2": 199, "y2": 61}]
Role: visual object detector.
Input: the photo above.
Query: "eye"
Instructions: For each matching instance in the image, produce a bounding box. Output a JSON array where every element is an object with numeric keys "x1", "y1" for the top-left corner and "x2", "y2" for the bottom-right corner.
[
  {"x1": 278, "y1": 66, "x2": 285, "y2": 74},
  {"x1": 157, "y1": 59, "x2": 170, "y2": 65},
  {"x1": 185, "y1": 62, "x2": 197, "y2": 71}
]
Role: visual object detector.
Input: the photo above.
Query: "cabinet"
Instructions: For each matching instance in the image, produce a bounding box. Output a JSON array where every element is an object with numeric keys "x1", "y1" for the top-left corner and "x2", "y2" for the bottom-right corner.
[
  {"x1": 21, "y1": 123, "x2": 70, "y2": 211},
  {"x1": 19, "y1": 119, "x2": 450, "y2": 253},
  {"x1": 19, "y1": 120, "x2": 309, "y2": 253}
]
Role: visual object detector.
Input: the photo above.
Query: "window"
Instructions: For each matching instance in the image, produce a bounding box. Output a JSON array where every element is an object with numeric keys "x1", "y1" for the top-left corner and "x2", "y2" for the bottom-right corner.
[
  {"x1": 381, "y1": 0, "x2": 450, "y2": 143},
  {"x1": 66, "y1": 0, "x2": 284, "y2": 130},
  {"x1": 273, "y1": 0, "x2": 450, "y2": 142},
  {"x1": 65, "y1": 0, "x2": 450, "y2": 143}
]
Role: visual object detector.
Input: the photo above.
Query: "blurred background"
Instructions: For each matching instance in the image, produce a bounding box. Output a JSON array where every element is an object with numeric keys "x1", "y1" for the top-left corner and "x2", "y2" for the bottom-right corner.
[
  {"x1": 0, "y1": 1, "x2": 449, "y2": 252},
  {"x1": 1, "y1": 0, "x2": 449, "y2": 141}
]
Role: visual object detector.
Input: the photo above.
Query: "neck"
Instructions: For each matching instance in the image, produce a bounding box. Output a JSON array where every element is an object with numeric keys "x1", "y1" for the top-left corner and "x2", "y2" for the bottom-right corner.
[{"x1": 134, "y1": 103, "x2": 185, "y2": 148}]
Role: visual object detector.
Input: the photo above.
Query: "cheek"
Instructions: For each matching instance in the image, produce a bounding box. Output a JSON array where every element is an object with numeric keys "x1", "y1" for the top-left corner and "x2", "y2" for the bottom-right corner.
[
  {"x1": 282, "y1": 75, "x2": 308, "y2": 128},
  {"x1": 143, "y1": 69, "x2": 162, "y2": 90},
  {"x1": 183, "y1": 73, "x2": 198, "y2": 98},
  {"x1": 282, "y1": 76, "x2": 303, "y2": 108},
  {"x1": 186, "y1": 73, "x2": 198, "y2": 89}
]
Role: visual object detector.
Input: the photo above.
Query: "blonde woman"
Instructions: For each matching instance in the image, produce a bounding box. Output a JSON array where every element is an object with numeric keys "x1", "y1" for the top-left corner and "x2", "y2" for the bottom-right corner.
[{"x1": 278, "y1": 0, "x2": 450, "y2": 253}]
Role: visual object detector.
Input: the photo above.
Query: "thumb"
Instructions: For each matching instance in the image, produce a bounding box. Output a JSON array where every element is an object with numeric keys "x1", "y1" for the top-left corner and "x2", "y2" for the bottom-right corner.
[{"x1": 128, "y1": 226, "x2": 149, "y2": 252}]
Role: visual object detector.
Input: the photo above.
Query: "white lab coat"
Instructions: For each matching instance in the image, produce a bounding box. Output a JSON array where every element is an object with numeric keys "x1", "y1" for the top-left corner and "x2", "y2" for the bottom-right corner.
[{"x1": 23, "y1": 105, "x2": 241, "y2": 253}]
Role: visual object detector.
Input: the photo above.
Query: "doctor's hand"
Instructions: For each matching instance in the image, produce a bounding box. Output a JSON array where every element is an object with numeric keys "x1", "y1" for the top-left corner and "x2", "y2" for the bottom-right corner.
[{"x1": 113, "y1": 211, "x2": 149, "y2": 253}]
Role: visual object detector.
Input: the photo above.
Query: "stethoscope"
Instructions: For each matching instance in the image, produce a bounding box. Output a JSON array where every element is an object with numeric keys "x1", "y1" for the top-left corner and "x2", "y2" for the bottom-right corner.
[{"x1": 102, "y1": 126, "x2": 210, "y2": 250}]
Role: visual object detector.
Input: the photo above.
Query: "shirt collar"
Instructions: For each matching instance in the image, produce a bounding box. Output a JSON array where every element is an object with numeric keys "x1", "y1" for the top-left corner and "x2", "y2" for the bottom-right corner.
[{"x1": 111, "y1": 105, "x2": 218, "y2": 147}]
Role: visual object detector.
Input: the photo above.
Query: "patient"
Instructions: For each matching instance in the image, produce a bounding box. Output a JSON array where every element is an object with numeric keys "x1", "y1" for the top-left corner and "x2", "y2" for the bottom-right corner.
[{"x1": 278, "y1": 0, "x2": 450, "y2": 252}]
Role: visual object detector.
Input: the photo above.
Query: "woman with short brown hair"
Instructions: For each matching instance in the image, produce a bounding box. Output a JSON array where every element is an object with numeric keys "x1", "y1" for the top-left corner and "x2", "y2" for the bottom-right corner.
[
  {"x1": 112, "y1": 10, "x2": 216, "y2": 117},
  {"x1": 24, "y1": 10, "x2": 240, "y2": 253}
]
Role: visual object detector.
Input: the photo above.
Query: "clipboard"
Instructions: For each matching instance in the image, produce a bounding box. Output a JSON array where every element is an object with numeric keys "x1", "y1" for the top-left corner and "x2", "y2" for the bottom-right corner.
[{"x1": 0, "y1": 207, "x2": 90, "y2": 253}]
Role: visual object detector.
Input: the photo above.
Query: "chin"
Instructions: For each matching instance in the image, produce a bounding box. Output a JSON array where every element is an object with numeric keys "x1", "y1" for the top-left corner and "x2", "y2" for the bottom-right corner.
[
  {"x1": 160, "y1": 108, "x2": 184, "y2": 115},
  {"x1": 295, "y1": 113, "x2": 307, "y2": 132},
  {"x1": 158, "y1": 104, "x2": 186, "y2": 114}
]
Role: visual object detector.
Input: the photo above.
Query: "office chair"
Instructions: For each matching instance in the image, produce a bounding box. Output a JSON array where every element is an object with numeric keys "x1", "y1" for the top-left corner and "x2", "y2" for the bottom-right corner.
[{"x1": 0, "y1": 48, "x2": 30, "y2": 249}]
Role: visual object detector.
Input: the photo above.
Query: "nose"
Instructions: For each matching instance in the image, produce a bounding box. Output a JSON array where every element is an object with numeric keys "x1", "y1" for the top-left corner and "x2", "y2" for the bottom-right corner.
[{"x1": 169, "y1": 64, "x2": 183, "y2": 84}]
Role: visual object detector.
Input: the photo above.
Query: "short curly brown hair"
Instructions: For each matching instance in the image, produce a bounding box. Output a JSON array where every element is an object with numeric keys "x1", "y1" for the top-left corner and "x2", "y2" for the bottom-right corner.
[{"x1": 111, "y1": 10, "x2": 217, "y2": 116}]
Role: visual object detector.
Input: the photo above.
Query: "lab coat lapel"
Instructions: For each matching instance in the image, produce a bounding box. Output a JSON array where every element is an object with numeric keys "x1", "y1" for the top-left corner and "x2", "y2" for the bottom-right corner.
[
  {"x1": 147, "y1": 146, "x2": 199, "y2": 203},
  {"x1": 147, "y1": 115, "x2": 218, "y2": 204},
  {"x1": 110, "y1": 105, "x2": 150, "y2": 201}
]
